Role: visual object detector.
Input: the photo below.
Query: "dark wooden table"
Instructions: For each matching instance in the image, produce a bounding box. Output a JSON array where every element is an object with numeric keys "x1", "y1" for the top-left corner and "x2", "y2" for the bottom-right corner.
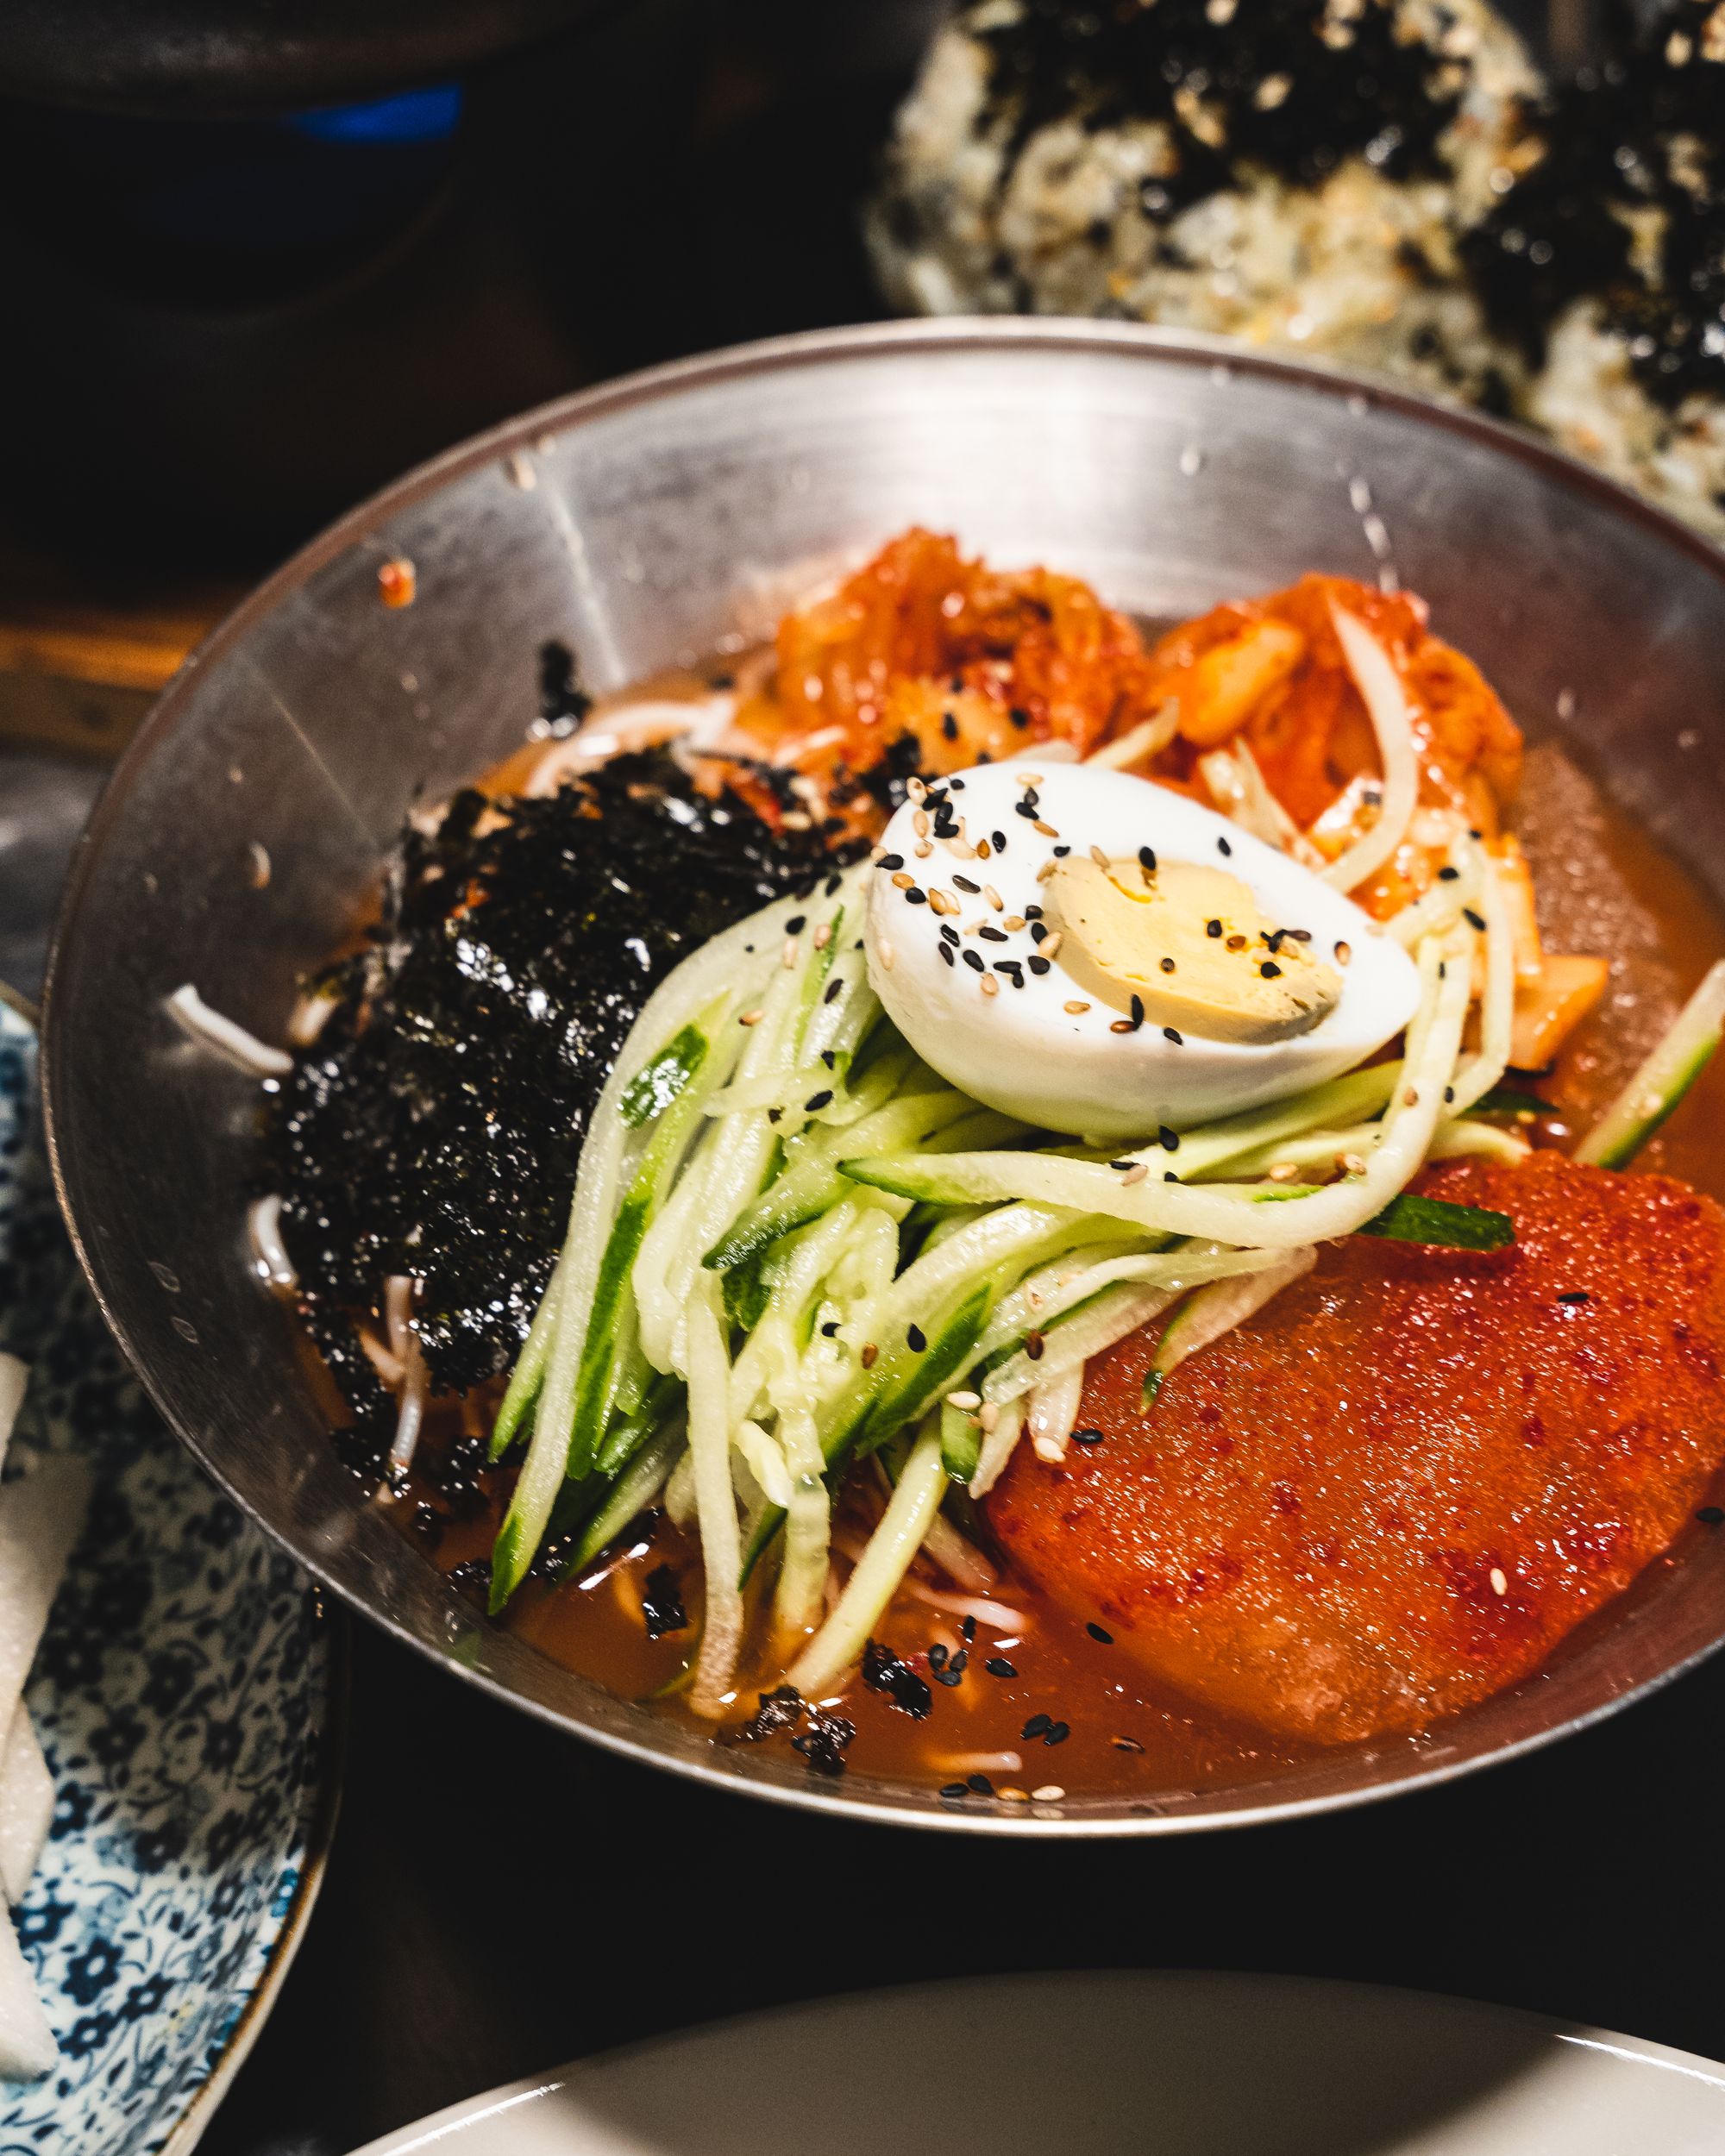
[{"x1": 198, "y1": 1616, "x2": 1725, "y2": 2155}]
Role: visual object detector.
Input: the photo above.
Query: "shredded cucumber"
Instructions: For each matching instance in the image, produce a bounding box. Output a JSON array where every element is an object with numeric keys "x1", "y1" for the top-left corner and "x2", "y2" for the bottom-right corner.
[
  {"x1": 1576, "y1": 959, "x2": 1725, "y2": 1169},
  {"x1": 1151, "y1": 1247, "x2": 1317, "y2": 1377}
]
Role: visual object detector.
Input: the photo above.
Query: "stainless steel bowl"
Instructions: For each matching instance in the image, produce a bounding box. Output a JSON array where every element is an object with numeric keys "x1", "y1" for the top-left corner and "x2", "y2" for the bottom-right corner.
[{"x1": 43, "y1": 321, "x2": 1725, "y2": 1833}]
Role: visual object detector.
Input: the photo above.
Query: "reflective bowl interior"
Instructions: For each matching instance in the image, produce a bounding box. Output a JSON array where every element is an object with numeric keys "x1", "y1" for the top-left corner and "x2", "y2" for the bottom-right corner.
[{"x1": 44, "y1": 323, "x2": 1725, "y2": 1833}]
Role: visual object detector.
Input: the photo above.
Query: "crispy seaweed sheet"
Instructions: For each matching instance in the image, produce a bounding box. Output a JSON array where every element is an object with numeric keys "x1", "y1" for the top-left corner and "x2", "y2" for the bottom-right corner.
[{"x1": 268, "y1": 749, "x2": 856, "y2": 1469}]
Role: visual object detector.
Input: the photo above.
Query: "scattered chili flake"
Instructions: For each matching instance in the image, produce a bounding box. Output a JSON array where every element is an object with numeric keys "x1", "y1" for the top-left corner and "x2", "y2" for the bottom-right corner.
[
  {"x1": 377, "y1": 558, "x2": 417, "y2": 608},
  {"x1": 792, "y1": 1708, "x2": 856, "y2": 1777},
  {"x1": 732, "y1": 1686, "x2": 806, "y2": 1744}
]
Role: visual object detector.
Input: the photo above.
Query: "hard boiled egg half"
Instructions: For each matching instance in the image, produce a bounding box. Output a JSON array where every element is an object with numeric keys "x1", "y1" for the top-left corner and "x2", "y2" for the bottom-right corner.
[{"x1": 862, "y1": 760, "x2": 1419, "y2": 1140}]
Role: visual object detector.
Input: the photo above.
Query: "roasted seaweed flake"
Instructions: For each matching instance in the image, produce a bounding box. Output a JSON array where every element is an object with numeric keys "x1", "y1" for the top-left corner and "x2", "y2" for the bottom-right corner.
[{"x1": 269, "y1": 749, "x2": 853, "y2": 1410}]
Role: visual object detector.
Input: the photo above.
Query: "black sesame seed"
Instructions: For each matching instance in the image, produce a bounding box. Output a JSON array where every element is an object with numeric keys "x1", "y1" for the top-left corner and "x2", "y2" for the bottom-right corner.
[
  {"x1": 820, "y1": 1050, "x2": 836, "y2": 1069},
  {"x1": 785, "y1": 915, "x2": 806, "y2": 935},
  {"x1": 1164, "y1": 1026, "x2": 1183, "y2": 1044},
  {"x1": 979, "y1": 924, "x2": 1007, "y2": 943},
  {"x1": 1698, "y1": 1507, "x2": 1725, "y2": 1526},
  {"x1": 938, "y1": 943, "x2": 955, "y2": 966},
  {"x1": 1009, "y1": 705, "x2": 1031, "y2": 730},
  {"x1": 820, "y1": 1320, "x2": 839, "y2": 1337},
  {"x1": 1288, "y1": 927, "x2": 1311, "y2": 942},
  {"x1": 905, "y1": 887, "x2": 928, "y2": 906},
  {"x1": 1028, "y1": 955, "x2": 1051, "y2": 975},
  {"x1": 906, "y1": 1323, "x2": 926, "y2": 1352},
  {"x1": 996, "y1": 962, "x2": 1024, "y2": 983},
  {"x1": 1443, "y1": 1085, "x2": 1454, "y2": 1103},
  {"x1": 1030, "y1": 921, "x2": 1048, "y2": 943},
  {"x1": 1025, "y1": 904, "x2": 1043, "y2": 920},
  {"x1": 953, "y1": 874, "x2": 980, "y2": 894},
  {"x1": 993, "y1": 831, "x2": 1007, "y2": 851},
  {"x1": 1014, "y1": 800, "x2": 1040, "y2": 820},
  {"x1": 1086, "y1": 1622, "x2": 1114, "y2": 1645},
  {"x1": 1207, "y1": 918, "x2": 1223, "y2": 937},
  {"x1": 940, "y1": 924, "x2": 960, "y2": 945},
  {"x1": 1108, "y1": 1158, "x2": 1135, "y2": 1171},
  {"x1": 1437, "y1": 865, "x2": 1459, "y2": 882},
  {"x1": 1218, "y1": 836, "x2": 1233, "y2": 856},
  {"x1": 1129, "y1": 994, "x2": 1145, "y2": 1028},
  {"x1": 1072, "y1": 1427, "x2": 1103, "y2": 1445},
  {"x1": 824, "y1": 977, "x2": 844, "y2": 1004},
  {"x1": 950, "y1": 675, "x2": 964, "y2": 694},
  {"x1": 941, "y1": 711, "x2": 959, "y2": 742},
  {"x1": 1053, "y1": 844, "x2": 1070, "y2": 857},
  {"x1": 985, "y1": 1656, "x2": 1018, "y2": 1677},
  {"x1": 933, "y1": 1667, "x2": 962, "y2": 1688},
  {"x1": 805, "y1": 1089, "x2": 833, "y2": 1112},
  {"x1": 1160, "y1": 956, "x2": 1176, "y2": 975},
  {"x1": 1557, "y1": 1289, "x2": 1590, "y2": 1305},
  {"x1": 1022, "y1": 788, "x2": 1039, "y2": 809},
  {"x1": 962, "y1": 1615, "x2": 976, "y2": 1642},
  {"x1": 1464, "y1": 907, "x2": 1486, "y2": 931},
  {"x1": 928, "y1": 1642, "x2": 948, "y2": 1670},
  {"x1": 1021, "y1": 1713, "x2": 1052, "y2": 1740},
  {"x1": 768, "y1": 1107, "x2": 782, "y2": 1124},
  {"x1": 1261, "y1": 961, "x2": 1283, "y2": 978},
  {"x1": 940, "y1": 1782, "x2": 970, "y2": 1801},
  {"x1": 1164, "y1": 1170, "x2": 1179, "y2": 1181},
  {"x1": 1044, "y1": 1720, "x2": 1070, "y2": 1745},
  {"x1": 967, "y1": 1772, "x2": 994, "y2": 1794},
  {"x1": 1157, "y1": 1125, "x2": 1179, "y2": 1151},
  {"x1": 963, "y1": 950, "x2": 985, "y2": 973},
  {"x1": 950, "y1": 1648, "x2": 969, "y2": 1676},
  {"x1": 879, "y1": 854, "x2": 904, "y2": 870},
  {"x1": 1138, "y1": 845, "x2": 1157, "y2": 872}
]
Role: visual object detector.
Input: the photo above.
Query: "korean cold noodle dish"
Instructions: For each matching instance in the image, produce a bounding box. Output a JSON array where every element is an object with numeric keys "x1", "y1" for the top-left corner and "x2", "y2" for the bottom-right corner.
[{"x1": 228, "y1": 530, "x2": 1725, "y2": 1807}]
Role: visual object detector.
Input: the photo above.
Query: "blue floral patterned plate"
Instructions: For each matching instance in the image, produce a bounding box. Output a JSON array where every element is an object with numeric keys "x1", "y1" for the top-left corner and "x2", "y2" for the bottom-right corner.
[{"x1": 0, "y1": 1000, "x2": 341, "y2": 2156}]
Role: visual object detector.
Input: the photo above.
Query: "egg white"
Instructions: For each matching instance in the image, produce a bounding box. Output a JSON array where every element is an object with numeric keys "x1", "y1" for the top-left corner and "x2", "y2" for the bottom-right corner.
[{"x1": 862, "y1": 760, "x2": 1420, "y2": 1140}]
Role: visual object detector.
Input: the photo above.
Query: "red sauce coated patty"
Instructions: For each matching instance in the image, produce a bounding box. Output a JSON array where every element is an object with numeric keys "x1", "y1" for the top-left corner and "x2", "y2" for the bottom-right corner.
[{"x1": 984, "y1": 1154, "x2": 1725, "y2": 1744}]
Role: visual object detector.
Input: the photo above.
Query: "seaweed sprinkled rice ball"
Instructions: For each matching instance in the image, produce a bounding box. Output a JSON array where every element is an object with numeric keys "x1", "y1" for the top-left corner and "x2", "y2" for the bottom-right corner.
[
  {"x1": 1463, "y1": 0, "x2": 1725, "y2": 537},
  {"x1": 869, "y1": 0, "x2": 1540, "y2": 405}
]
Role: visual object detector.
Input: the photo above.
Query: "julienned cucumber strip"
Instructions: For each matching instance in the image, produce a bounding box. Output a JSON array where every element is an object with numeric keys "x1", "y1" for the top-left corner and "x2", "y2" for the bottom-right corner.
[
  {"x1": 738, "y1": 1281, "x2": 994, "y2": 1583},
  {"x1": 565, "y1": 1419, "x2": 686, "y2": 1575},
  {"x1": 940, "y1": 1399, "x2": 982, "y2": 1484},
  {"x1": 1576, "y1": 961, "x2": 1725, "y2": 1169},
  {"x1": 619, "y1": 1023, "x2": 707, "y2": 1128},
  {"x1": 1358, "y1": 1194, "x2": 1515, "y2": 1250},
  {"x1": 595, "y1": 1372, "x2": 685, "y2": 1477}
]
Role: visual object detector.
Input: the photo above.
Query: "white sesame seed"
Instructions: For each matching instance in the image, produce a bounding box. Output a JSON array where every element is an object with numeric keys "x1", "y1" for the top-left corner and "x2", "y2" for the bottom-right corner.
[
  {"x1": 913, "y1": 809, "x2": 930, "y2": 838},
  {"x1": 780, "y1": 811, "x2": 812, "y2": 831},
  {"x1": 915, "y1": 840, "x2": 933, "y2": 859},
  {"x1": 739, "y1": 1008, "x2": 765, "y2": 1026},
  {"x1": 1490, "y1": 1567, "x2": 1508, "y2": 1596},
  {"x1": 870, "y1": 844, "x2": 888, "y2": 863},
  {"x1": 1090, "y1": 843, "x2": 1111, "y2": 869},
  {"x1": 1267, "y1": 1162, "x2": 1302, "y2": 1182},
  {"x1": 1033, "y1": 819, "x2": 1059, "y2": 838},
  {"x1": 1002, "y1": 915, "x2": 1026, "y2": 932},
  {"x1": 877, "y1": 942, "x2": 894, "y2": 971},
  {"x1": 906, "y1": 778, "x2": 927, "y2": 802},
  {"x1": 975, "y1": 838, "x2": 992, "y2": 860},
  {"x1": 1018, "y1": 773, "x2": 1044, "y2": 788},
  {"x1": 892, "y1": 872, "x2": 913, "y2": 889},
  {"x1": 978, "y1": 1401, "x2": 1000, "y2": 1432},
  {"x1": 1041, "y1": 930, "x2": 1063, "y2": 959},
  {"x1": 1120, "y1": 1163, "x2": 1149, "y2": 1186},
  {"x1": 1403, "y1": 1087, "x2": 1420, "y2": 1107},
  {"x1": 1037, "y1": 859, "x2": 1059, "y2": 883},
  {"x1": 946, "y1": 1389, "x2": 982, "y2": 1412},
  {"x1": 782, "y1": 937, "x2": 800, "y2": 968},
  {"x1": 1063, "y1": 1000, "x2": 1089, "y2": 1015},
  {"x1": 1031, "y1": 1784, "x2": 1065, "y2": 1802},
  {"x1": 813, "y1": 922, "x2": 831, "y2": 949},
  {"x1": 980, "y1": 975, "x2": 999, "y2": 997},
  {"x1": 984, "y1": 884, "x2": 1003, "y2": 911}
]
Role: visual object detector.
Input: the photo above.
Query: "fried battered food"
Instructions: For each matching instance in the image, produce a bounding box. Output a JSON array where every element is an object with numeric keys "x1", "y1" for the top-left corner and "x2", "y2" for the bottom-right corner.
[{"x1": 985, "y1": 1153, "x2": 1725, "y2": 1744}]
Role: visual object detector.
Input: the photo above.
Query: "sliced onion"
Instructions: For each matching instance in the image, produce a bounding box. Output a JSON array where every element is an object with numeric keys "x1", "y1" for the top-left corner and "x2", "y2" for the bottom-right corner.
[{"x1": 166, "y1": 985, "x2": 292, "y2": 1076}]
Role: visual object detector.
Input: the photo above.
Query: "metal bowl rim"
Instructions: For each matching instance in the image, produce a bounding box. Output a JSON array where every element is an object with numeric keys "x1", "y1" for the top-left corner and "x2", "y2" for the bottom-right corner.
[{"x1": 41, "y1": 316, "x2": 1725, "y2": 1836}]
